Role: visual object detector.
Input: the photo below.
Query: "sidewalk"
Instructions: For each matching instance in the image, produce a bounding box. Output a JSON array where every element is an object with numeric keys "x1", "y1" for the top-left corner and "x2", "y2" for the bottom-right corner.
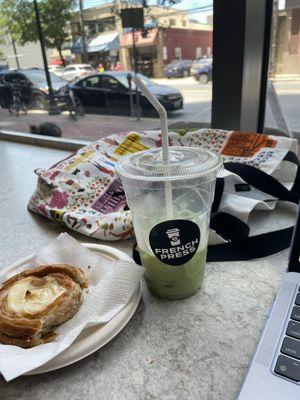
[
  {"x1": 0, "y1": 109, "x2": 161, "y2": 141},
  {"x1": 272, "y1": 74, "x2": 300, "y2": 82}
]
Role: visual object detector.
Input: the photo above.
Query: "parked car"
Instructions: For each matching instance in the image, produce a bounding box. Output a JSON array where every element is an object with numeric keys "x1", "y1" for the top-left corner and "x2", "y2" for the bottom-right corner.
[
  {"x1": 48, "y1": 65, "x2": 64, "y2": 75},
  {"x1": 164, "y1": 60, "x2": 193, "y2": 78},
  {"x1": 0, "y1": 63, "x2": 8, "y2": 72},
  {"x1": 190, "y1": 58, "x2": 213, "y2": 83},
  {"x1": 57, "y1": 64, "x2": 95, "y2": 81},
  {"x1": 70, "y1": 72, "x2": 184, "y2": 115},
  {"x1": 0, "y1": 68, "x2": 68, "y2": 109}
]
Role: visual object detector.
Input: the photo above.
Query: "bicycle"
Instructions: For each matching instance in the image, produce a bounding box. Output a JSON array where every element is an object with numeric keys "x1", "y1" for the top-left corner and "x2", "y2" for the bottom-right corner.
[
  {"x1": 53, "y1": 87, "x2": 85, "y2": 121},
  {"x1": 8, "y1": 81, "x2": 28, "y2": 117}
]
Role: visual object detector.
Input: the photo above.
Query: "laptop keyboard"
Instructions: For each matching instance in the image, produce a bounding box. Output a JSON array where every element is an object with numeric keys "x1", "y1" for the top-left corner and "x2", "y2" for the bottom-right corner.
[{"x1": 274, "y1": 286, "x2": 300, "y2": 381}]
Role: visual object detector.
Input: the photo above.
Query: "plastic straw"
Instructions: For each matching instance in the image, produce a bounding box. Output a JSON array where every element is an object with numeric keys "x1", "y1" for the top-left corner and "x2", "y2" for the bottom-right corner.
[{"x1": 131, "y1": 74, "x2": 173, "y2": 218}]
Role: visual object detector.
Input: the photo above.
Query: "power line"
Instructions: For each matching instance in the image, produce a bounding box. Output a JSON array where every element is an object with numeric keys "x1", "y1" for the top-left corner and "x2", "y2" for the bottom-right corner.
[{"x1": 80, "y1": 1, "x2": 213, "y2": 18}]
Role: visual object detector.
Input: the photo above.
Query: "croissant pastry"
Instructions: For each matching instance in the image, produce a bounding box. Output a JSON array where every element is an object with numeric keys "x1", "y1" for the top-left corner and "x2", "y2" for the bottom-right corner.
[{"x1": 0, "y1": 264, "x2": 88, "y2": 348}]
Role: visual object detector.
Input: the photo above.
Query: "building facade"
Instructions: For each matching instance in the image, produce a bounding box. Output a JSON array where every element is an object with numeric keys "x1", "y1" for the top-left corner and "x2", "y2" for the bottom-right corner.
[
  {"x1": 70, "y1": 2, "x2": 212, "y2": 77},
  {"x1": 0, "y1": 33, "x2": 52, "y2": 70},
  {"x1": 0, "y1": 2, "x2": 213, "y2": 77}
]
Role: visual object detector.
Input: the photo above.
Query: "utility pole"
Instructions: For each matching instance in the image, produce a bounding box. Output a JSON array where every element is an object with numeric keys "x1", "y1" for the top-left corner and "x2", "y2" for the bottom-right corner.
[
  {"x1": 79, "y1": 0, "x2": 88, "y2": 63},
  {"x1": 269, "y1": 0, "x2": 279, "y2": 78},
  {"x1": 33, "y1": 0, "x2": 59, "y2": 115},
  {"x1": 132, "y1": 27, "x2": 141, "y2": 121}
]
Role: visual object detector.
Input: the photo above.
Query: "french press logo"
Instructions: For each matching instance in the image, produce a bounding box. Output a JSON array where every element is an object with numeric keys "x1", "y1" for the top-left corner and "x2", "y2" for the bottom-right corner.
[
  {"x1": 149, "y1": 220, "x2": 200, "y2": 266},
  {"x1": 166, "y1": 228, "x2": 181, "y2": 246}
]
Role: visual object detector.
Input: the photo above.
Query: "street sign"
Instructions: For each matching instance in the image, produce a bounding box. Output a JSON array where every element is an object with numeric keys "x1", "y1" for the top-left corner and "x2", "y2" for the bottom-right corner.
[{"x1": 121, "y1": 8, "x2": 144, "y2": 29}]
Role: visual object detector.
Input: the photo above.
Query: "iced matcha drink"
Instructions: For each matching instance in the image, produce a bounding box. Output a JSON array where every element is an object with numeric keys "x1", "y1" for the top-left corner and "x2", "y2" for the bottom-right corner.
[
  {"x1": 116, "y1": 146, "x2": 222, "y2": 300},
  {"x1": 140, "y1": 248, "x2": 207, "y2": 299}
]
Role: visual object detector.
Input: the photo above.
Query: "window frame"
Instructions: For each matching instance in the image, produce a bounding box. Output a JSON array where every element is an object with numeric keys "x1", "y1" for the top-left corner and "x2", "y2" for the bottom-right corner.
[{"x1": 211, "y1": 0, "x2": 273, "y2": 133}]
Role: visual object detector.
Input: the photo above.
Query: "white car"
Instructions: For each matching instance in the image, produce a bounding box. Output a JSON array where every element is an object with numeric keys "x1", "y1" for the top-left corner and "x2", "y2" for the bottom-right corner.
[
  {"x1": 48, "y1": 65, "x2": 64, "y2": 75},
  {"x1": 58, "y1": 64, "x2": 95, "y2": 81}
]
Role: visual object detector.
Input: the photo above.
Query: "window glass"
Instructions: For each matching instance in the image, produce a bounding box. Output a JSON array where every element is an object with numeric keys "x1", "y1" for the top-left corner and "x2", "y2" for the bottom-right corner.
[
  {"x1": 174, "y1": 47, "x2": 182, "y2": 59},
  {"x1": 264, "y1": 0, "x2": 300, "y2": 138},
  {"x1": 4, "y1": 73, "x2": 26, "y2": 84},
  {"x1": 196, "y1": 47, "x2": 203, "y2": 59},
  {"x1": 0, "y1": 1, "x2": 213, "y2": 141},
  {"x1": 64, "y1": 67, "x2": 76, "y2": 72},
  {"x1": 117, "y1": 73, "x2": 153, "y2": 90},
  {"x1": 21, "y1": 70, "x2": 66, "y2": 86},
  {"x1": 101, "y1": 76, "x2": 119, "y2": 90},
  {"x1": 82, "y1": 76, "x2": 100, "y2": 88}
]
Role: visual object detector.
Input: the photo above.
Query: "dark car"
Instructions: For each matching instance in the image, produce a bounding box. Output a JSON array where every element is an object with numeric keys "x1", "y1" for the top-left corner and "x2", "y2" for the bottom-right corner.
[
  {"x1": 190, "y1": 58, "x2": 213, "y2": 83},
  {"x1": 0, "y1": 68, "x2": 68, "y2": 109},
  {"x1": 164, "y1": 60, "x2": 193, "y2": 78},
  {"x1": 70, "y1": 72, "x2": 184, "y2": 115}
]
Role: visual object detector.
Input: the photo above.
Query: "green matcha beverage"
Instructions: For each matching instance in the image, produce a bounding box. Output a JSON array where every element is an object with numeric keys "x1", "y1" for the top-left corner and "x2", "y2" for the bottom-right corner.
[{"x1": 116, "y1": 146, "x2": 222, "y2": 299}]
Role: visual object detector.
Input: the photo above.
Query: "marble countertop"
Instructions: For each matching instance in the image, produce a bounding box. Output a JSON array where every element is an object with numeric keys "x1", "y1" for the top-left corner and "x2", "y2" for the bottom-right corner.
[{"x1": 0, "y1": 139, "x2": 297, "y2": 400}]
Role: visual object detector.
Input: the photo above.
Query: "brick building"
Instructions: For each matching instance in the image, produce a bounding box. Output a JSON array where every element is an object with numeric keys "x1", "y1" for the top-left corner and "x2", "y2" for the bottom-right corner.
[
  {"x1": 120, "y1": 27, "x2": 212, "y2": 77},
  {"x1": 162, "y1": 28, "x2": 212, "y2": 64}
]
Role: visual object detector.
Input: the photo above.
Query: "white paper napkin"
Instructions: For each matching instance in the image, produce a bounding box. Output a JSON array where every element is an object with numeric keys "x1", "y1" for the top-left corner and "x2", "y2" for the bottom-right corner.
[{"x1": 0, "y1": 233, "x2": 144, "y2": 381}]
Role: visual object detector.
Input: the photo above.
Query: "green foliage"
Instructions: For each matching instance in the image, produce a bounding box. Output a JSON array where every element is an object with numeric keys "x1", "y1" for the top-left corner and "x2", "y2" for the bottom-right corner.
[
  {"x1": 0, "y1": 49, "x2": 6, "y2": 61},
  {"x1": 38, "y1": 0, "x2": 76, "y2": 51},
  {"x1": 0, "y1": 0, "x2": 76, "y2": 51},
  {"x1": 0, "y1": 0, "x2": 37, "y2": 44}
]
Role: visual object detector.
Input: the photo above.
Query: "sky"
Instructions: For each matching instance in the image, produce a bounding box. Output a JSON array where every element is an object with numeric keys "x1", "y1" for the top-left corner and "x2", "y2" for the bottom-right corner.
[{"x1": 82, "y1": 0, "x2": 213, "y2": 23}]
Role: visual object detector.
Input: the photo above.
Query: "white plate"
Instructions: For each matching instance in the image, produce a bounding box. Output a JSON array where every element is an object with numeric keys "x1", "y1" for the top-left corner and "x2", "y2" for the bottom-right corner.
[{"x1": 0, "y1": 243, "x2": 141, "y2": 375}]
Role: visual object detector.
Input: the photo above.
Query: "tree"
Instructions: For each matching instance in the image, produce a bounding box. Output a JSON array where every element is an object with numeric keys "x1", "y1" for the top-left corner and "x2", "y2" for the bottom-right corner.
[
  {"x1": 0, "y1": 0, "x2": 76, "y2": 66},
  {"x1": 0, "y1": 1, "x2": 37, "y2": 45},
  {"x1": 39, "y1": 0, "x2": 76, "y2": 66},
  {"x1": 0, "y1": 49, "x2": 6, "y2": 61}
]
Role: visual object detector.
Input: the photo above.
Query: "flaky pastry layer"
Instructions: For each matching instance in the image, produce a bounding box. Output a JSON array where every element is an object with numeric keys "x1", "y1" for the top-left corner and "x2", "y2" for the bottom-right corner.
[{"x1": 0, "y1": 264, "x2": 88, "y2": 348}]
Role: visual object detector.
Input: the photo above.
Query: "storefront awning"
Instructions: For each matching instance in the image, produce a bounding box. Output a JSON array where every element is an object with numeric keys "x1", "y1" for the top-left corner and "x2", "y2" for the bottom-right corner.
[
  {"x1": 88, "y1": 32, "x2": 119, "y2": 53},
  {"x1": 120, "y1": 28, "x2": 158, "y2": 48},
  {"x1": 71, "y1": 32, "x2": 119, "y2": 54}
]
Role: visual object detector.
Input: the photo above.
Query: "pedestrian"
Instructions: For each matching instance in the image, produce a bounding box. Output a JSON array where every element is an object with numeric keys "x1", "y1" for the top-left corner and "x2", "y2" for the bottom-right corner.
[
  {"x1": 115, "y1": 61, "x2": 123, "y2": 72},
  {"x1": 98, "y1": 63, "x2": 104, "y2": 73}
]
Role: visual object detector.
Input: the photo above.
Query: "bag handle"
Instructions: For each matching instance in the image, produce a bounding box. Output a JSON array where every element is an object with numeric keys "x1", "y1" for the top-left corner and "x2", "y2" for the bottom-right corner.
[
  {"x1": 224, "y1": 161, "x2": 300, "y2": 204},
  {"x1": 132, "y1": 152, "x2": 300, "y2": 263},
  {"x1": 208, "y1": 154, "x2": 300, "y2": 261}
]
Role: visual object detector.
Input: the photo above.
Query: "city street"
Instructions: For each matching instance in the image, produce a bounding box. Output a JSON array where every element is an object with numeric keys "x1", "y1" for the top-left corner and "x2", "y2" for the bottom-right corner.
[
  {"x1": 0, "y1": 77, "x2": 299, "y2": 142},
  {"x1": 153, "y1": 77, "x2": 300, "y2": 132},
  {"x1": 154, "y1": 76, "x2": 212, "y2": 125}
]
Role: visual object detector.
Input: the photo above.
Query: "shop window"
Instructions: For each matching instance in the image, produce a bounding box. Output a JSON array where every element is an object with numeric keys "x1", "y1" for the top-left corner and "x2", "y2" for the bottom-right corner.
[
  {"x1": 163, "y1": 46, "x2": 168, "y2": 61},
  {"x1": 196, "y1": 47, "x2": 203, "y2": 59},
  {"x1": 88, "y1": 23, "x2": 97, "y2": 37},
  {"x1": 97, "y1": 17, "x2": 116, "y2": 33},
  {"x1": 174, "y1": 47, "x2": 182, "y2": 60}
]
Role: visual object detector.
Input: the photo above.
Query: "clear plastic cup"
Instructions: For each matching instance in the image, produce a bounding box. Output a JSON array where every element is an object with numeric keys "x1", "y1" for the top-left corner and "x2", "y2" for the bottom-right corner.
[{"x1": 116, "y1": 146, "x2": 222, "y2": 300}]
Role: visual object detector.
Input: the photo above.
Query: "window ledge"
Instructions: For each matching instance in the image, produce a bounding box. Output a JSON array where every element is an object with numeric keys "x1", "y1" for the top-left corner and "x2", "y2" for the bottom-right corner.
[{"x1": 0, "y1": 129, "x2": 89, "y2": 151}]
